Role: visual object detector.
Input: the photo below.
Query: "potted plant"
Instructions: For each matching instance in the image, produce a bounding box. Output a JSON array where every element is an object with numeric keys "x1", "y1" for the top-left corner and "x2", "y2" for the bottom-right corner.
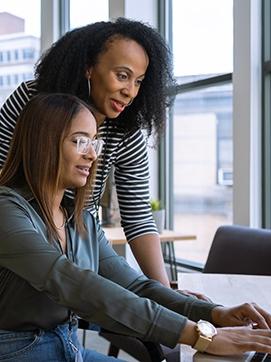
[{"x1": 150, "y1": 199, "x2": 165, "y2": 234}]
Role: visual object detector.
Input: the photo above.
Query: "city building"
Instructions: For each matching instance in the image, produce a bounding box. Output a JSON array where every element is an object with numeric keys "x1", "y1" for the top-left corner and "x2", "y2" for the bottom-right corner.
[{"x1": 0, "y1": 12, "x2": 40, "y2": 105}]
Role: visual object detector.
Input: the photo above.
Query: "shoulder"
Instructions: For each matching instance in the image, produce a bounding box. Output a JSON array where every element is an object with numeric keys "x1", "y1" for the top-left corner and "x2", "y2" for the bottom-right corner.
[
  {"x1": 0, "y1": 185, "x2": 20, "y2": 199},
  {"x1": 117, "y1": 127, "x2": 146, "y2": 151},
  {"x1": 1, "y1": 80, "x2": 37, "y2": 117},
  {"x1": 10, "y1": 80, "x2": 37, "y2": 99},
  {"x1": 116, "y1": 128, "x2": 148, "y2": 159},
  {"x1": 12, "y1": 80, "x2": 37, "y2": 102},
  {"x1": 0, "y1": 187, "x2": 33, "y2": 219},
  {"x1": 0, "y1": 186, "x2": 31, "y2": 206}
]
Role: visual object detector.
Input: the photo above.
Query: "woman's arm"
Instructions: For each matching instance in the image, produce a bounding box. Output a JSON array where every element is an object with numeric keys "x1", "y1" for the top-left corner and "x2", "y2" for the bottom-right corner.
[
  {"x1": 97, "y1": 224, "x2": 271, "y2": 356},
  {"x1": 0, "y1": 191, "x2": 185, "y2": 347},
  {"x1": 179, "y1": 321, "x2": 271, "y2": 356},
  {"x1": 114, "y1": 130, "x2": 169, "y2": 285},
  {"x1": 97, "y1": 222, "x2": 215, "y2": 323},
  {"x1": 129, "y1": 233, "x2": 170, "y2": 286},
  {"x1": 0, "y1": 80, "x2": 37, "y2": 167}
]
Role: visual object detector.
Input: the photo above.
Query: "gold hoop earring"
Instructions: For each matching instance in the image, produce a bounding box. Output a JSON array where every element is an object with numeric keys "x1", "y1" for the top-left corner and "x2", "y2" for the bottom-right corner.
[{"x1": 87, "y1": 78, "x2": 91, "y2": 96}]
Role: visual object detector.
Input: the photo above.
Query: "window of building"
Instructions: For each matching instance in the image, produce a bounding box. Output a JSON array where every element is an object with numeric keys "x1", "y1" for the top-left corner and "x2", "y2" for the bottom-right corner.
[
  {"x1": 0, "y1": 0, "x2": 40, "y2": 105},
  {"x1": 6, "y1": 50, "x2": 11, "y2": 62},
  {"x1": 6, "y1": 74, "x2": 11, "y2": 86},
  {"x1": 22, "y1": 48, "x2": 35, "y2": 60},
  {"x1": 12, "y1": 74, "x2": 18, "y2": 84},
  {"x1": 14, "y1": 49, "x2": 19, "y2": 61}
]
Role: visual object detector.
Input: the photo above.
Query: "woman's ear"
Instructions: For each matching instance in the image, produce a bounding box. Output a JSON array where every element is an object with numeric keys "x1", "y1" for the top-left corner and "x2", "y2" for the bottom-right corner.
[{"x1": 85, "y1": 68, "x2": 92, "y2": 79}]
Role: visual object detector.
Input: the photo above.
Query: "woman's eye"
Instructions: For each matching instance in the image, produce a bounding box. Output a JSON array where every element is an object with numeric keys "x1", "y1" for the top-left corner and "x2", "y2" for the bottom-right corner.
[
  {"x1": 72, "y1": 138, "x2": 86, "y2": 145},
  {"x1": 117, "y1": 73, "x2": 128, "y2": 81},
  {"x1": 136, "y1": 79, "x2": 143, "y2": 86}
]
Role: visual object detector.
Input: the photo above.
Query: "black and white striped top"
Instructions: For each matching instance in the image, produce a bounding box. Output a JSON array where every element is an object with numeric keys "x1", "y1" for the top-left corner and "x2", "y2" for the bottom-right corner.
[{"x1": 0, "y1": 81, "x2": 158, "y2": 242}]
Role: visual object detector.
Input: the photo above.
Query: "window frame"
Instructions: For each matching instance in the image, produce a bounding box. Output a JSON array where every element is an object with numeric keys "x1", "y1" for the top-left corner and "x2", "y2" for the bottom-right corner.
[{"x1": 160, "y1": 0, "x2": 263, "y2": 268}]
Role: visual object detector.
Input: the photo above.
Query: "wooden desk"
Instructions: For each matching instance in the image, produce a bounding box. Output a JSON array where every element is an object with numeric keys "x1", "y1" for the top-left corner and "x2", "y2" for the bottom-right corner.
[
  {"x1": 103, "y1": 227, "x2": 196, "y2": 280},
  {"x1": 103, "y1": 227, "x2": 196, "y2": 245},
  {"x1": 178, "y1": 273, "x2": 271, "y2": 361}
]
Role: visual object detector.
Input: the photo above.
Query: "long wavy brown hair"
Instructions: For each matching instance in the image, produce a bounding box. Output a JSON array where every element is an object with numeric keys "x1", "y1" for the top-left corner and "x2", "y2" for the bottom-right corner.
[{"x1": 0, "y1": 93, "x2": 97, "y2": 240}]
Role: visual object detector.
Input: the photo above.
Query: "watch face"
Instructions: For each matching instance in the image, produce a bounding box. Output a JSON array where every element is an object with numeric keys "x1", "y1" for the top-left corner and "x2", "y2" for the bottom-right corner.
[{"x1": 198, "y1": 320, "x2": 217, "y2": 338}]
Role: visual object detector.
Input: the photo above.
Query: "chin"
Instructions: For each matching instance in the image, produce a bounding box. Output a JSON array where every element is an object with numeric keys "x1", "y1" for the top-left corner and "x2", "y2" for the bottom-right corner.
[
  {"x1": 70, "y1": 179, "x2": 88, "y2": 188},
  {"x1": 106, "y1": 108, "x2": 121, "y2": 119},
  {"x1": 108, "y1": 113, "x2": 121, "y2": 120},
  {"x1": 77, "y1": 181, "x2": 88, "y2": 188}
]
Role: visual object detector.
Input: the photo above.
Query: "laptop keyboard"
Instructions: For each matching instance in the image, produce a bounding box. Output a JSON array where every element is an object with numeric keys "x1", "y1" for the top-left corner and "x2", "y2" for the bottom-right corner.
[{"x1": 251, "y1": 353, "x2": 271, "y2": 361}]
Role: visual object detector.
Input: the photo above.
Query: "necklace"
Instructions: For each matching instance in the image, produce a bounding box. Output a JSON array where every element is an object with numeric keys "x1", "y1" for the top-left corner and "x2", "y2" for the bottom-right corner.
[{"x1": 55, "y1": 206, "x2": 67, "y2": 230}]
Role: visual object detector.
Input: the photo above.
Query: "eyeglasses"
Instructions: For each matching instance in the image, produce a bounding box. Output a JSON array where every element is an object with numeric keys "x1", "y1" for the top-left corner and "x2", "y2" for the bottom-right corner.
[{"x1": 76, "y1": 136, "x2": 104, "y2": 156}]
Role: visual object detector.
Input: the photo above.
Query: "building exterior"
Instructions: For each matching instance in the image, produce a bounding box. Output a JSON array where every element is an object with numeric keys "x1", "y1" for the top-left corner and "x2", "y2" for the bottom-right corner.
[{"x1": 0, "y1": 12, "x2": 40, "y2": 105}]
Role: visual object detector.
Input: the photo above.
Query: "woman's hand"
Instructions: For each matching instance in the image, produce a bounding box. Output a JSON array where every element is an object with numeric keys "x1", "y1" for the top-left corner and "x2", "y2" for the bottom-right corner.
[
  {"x1": 177, "y1": 289, "x2": 213, "y2": 302},
  {"x1": 206, "y1": 326, "x2": 271, "y2": 356},
  {"x1": 178, "y1": 320, "x2": 271, "y2": 356},
  {"x1": 212, "y1": 303, "x2": 271, "y2": 329}
]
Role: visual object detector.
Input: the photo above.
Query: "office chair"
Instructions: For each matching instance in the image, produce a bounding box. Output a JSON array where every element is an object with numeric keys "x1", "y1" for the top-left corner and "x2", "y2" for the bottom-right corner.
[
  {"x1": 99, "y1": 330, "x2": 166, "y2": 362},
  {"x1": 203, "y1": 225, "x2": 271, "y2": 275}
]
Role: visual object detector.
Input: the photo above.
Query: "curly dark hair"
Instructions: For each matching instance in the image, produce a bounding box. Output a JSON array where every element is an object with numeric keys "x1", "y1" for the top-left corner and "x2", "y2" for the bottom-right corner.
[{"x1": 35, "y1": 17, "x2": 174, "y2": 137}]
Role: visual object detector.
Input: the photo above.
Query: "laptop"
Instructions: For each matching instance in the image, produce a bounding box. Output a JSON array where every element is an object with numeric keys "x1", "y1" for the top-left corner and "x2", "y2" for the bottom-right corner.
[{"x1": 193, "y1": 352, "x2": 271, "y2": 361}]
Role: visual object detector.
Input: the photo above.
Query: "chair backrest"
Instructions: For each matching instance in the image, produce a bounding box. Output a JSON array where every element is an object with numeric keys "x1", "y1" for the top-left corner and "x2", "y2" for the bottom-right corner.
[{"x1": 203, "y1": 225, "x2": 271, "y2": 275}]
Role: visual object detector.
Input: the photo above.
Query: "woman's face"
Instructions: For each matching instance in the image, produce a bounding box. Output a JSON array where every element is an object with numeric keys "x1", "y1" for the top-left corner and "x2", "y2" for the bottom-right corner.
[
  {"x1": 87, "y1": 37, "x2": 149, "y2": 124},
  {"x1": 59, "y1": 107, "x2": 97, "y2": 190}
]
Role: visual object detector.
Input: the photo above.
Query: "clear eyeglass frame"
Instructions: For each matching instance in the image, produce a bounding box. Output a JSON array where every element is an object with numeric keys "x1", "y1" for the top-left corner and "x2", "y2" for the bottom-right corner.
[{"x1": 76, "y1": 136, "x2": 104, "y2": 157}]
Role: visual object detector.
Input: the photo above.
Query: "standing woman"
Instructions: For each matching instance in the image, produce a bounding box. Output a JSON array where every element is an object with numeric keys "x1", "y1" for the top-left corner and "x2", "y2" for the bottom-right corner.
[{"x1": 0, "y1": 17, "x2": 173, "y2": 286}]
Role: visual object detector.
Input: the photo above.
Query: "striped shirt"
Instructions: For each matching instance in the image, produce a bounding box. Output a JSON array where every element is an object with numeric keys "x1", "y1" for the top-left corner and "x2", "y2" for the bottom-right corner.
[{"x1": 0, "y1": 81, "x2": 158, "y2": 242}]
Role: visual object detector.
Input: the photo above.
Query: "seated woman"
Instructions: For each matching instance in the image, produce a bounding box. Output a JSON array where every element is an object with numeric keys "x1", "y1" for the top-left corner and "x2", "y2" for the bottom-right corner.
[{"x1": 0, "y1": 93, "x2": 270, "y2": 362}]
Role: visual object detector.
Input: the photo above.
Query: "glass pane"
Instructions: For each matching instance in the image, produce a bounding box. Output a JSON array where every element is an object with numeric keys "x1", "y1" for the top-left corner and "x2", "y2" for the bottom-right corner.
[
  {"x1": 173, "y1": 83, "x2": 233, "y2": 263},
  {"x1": 172, "y1": 0, "x2": 233, "y2": 78},
  {"x1": 70, "y1": 0, "x2": 109, "y2": 29},
  {"x1": 0, "y1": 0, "x2": 40, "y2": 105}
]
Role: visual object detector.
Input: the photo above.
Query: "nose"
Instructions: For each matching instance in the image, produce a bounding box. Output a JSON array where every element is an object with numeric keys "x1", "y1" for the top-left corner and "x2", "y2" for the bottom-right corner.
[
  {"x1": 83, "y1": 145, "x2": 97, "y2": 162},
  {"x1": 122, "y1": 81, "x2": 139, "y2": 99}
]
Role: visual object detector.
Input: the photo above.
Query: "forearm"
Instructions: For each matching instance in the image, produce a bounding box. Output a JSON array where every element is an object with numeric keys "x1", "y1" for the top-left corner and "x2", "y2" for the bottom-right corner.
[{"x1": 129, "y1": 233, "x2": 170, "y2": 287}]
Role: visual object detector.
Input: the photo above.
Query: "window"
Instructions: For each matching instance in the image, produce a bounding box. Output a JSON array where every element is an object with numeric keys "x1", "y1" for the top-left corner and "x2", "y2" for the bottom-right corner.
[
  {"x1": 6, "y1": 75, "x2": 11, "y2": 86},
  {"x1": 22, "y1": 48, "x2": 35, "y2": 60},
  {"x1": 6, "y1": 50, "x2": 11, "y2": 62},
  {"x1": 0, "y1": 0, "x2": 40, "y2": 105},
  {"x1": 14, "y1": 49, "x2": 19, "y2": 60},
  {"x1": 166, "y1": 0, "x2": 233, "y2": 265},
  {"x1": 12, "y1": 74, "x2": 18, "y2": 84},
  {"x1": 69, "y1": 0, "x2": 109, "y2": 29}
]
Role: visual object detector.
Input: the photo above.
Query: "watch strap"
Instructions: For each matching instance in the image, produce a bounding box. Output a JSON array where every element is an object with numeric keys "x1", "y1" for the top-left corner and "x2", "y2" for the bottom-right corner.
[{"x1": 193, "y1": 334, "x2": 212, "y2": 352}]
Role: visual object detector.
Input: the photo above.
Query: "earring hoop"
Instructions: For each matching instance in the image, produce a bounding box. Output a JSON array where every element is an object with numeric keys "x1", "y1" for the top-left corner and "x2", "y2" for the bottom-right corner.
[{"x1": 87, "y1": 78, "x2": 91, "y2": 96}]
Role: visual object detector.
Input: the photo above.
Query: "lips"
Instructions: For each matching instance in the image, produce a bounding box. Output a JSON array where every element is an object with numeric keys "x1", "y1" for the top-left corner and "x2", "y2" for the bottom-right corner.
[
  {"x1": 110, "y1": 99, "x2": 126, "y2": 113},
  {"x1": 76, "y1": 166, "x2": 90, "y2": 177}
]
